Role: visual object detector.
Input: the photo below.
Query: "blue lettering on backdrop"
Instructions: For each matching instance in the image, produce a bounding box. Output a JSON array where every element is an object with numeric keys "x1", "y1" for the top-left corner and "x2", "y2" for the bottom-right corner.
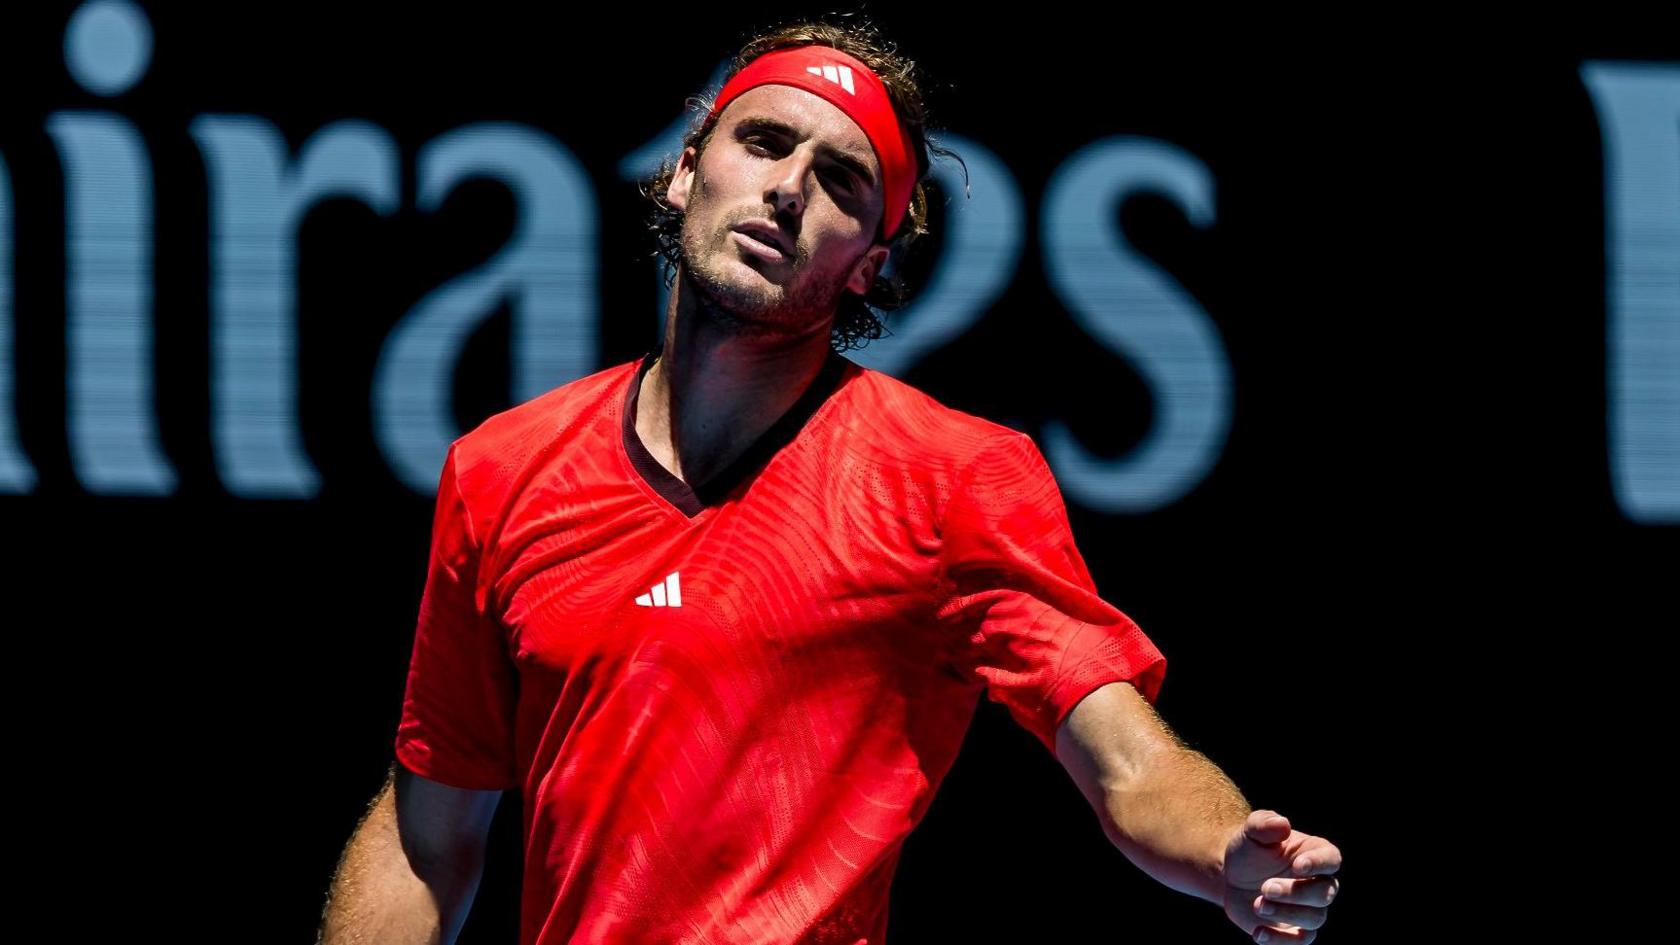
[
  {"x1": 191, "y1": 118, "x2": 401, "y2": 499},
  {"x1": 373, "y1": 125, "x2": 598, "y2": 495},
  {"x1": 1580, "y1": 61, "x2": 1680, "y2": 525},
  {"x1": 1040, "y1": 136, "x2": 1230, "y2": 513},
  {"x1": 47, "y1": 107, "x2": 177, "y2": 496},
  {"x1": 7, "y1": 3, "x2": 1267, "y2": 515},
  {"x1": 50, "y1": 2, "x2": 171, "y2": 494},
  {"x1": 64, "y1": 0, "x2": 151, "y2": 98}
]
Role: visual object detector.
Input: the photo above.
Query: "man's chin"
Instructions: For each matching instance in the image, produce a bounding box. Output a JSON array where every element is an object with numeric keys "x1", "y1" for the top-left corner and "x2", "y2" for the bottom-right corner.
[
  {"x1": 687, "y1": 273, "x2": 778, "y2": 325},
  {"x1": 680, "y1": 256, "x2": 829, "y2": 337}
]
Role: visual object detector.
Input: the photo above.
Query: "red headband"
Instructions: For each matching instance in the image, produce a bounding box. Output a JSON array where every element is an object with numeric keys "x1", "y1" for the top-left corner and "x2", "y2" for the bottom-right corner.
[{"x1": 707, "y1": 45, "x2": 918, "y2": 240}]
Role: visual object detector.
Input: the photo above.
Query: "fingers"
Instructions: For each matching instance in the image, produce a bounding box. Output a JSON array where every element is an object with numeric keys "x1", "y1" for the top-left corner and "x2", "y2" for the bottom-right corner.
[
  {"x1": 1252, "y1": 894, "x2": 1330, "y2": 931},
  {"x1": 1245, "y1": 809, "x2": 1291, "y2": 839},
  {"x1": 1253, "y1": 925, "x2": 1316, "y2": 945},
  {"x1": 1250, "y1": 875, "x2": 1338, "y2": 939},
  {"x1": 1290, "y1": 841, "x2": 1343, "y2": 878},
  {"x1": 1261, "y1": 875, "x2": 1338, "y2": 907}
]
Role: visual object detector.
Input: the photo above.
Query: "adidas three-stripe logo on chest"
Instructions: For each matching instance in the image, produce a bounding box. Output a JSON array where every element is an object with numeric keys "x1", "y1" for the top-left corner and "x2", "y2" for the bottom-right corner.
[{"x1": 635, "y1": 571, "x2": 682, "y2": 607}]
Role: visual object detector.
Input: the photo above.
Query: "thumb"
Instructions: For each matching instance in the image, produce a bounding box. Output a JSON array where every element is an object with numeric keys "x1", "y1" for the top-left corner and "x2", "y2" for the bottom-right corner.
[{"x1": 1242, "y1": 809, "x2": 1292, "y2": 845}]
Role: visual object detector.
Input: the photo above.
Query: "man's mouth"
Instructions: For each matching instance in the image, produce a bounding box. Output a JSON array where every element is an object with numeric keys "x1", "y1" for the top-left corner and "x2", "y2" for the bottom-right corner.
[{"x1": 732, "y1": 229, "x2": 790, "y2": 262}]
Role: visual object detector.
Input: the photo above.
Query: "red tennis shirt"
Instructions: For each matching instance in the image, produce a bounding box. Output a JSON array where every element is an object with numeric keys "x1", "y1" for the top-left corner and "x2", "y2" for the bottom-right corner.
[{"x1": 394, "y1": 345, "x2": 1168, "y2": 944}]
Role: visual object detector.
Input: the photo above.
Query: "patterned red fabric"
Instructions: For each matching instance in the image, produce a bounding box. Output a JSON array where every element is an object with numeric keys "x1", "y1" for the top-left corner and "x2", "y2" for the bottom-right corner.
[{"x1": 395, "y1": 348, "x2": 1167, "y2": 944}]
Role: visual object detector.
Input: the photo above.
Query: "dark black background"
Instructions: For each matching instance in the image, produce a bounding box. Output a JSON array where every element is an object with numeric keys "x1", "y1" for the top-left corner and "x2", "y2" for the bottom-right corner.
[{"x1": 1, "y1": 4, "x2": 1673, "y2": 941}]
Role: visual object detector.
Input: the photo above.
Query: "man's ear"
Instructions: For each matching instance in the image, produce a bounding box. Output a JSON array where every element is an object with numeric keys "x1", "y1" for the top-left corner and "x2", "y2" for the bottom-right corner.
[
  {"x1": 666, "y1": 146, "x2": 698, "y2": 211},
  {"x1": 846, "y1": 243, "x2": 892, "y2": 296}
]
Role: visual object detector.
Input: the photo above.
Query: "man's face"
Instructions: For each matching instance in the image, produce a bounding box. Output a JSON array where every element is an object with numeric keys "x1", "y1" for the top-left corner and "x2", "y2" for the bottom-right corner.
[{"x1": 665, "y1": 84, "x2": 892, "y2": 338}]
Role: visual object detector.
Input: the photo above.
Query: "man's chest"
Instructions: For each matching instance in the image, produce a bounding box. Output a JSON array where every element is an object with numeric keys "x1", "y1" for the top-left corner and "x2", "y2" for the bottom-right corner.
[{"x1": 492, "y1": 478, "x2": 948, "y2": 685}]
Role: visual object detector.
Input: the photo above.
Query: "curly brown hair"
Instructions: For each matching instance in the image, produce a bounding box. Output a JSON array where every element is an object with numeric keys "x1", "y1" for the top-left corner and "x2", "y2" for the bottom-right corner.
[{"x1": 637, "y1": 13, "x2": 968, "y2": 352}]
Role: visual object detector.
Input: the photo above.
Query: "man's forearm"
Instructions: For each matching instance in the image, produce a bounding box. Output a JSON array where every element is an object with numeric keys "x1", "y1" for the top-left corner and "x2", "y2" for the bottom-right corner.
[{"x1": 1097, "y1": 746, "x2": 1251, "y2": 904}]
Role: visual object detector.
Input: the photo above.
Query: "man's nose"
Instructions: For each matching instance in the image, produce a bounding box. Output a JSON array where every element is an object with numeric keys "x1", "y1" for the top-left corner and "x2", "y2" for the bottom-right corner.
[{"x1": 766, "y1": 150, "x2": 815, "y2": 218}]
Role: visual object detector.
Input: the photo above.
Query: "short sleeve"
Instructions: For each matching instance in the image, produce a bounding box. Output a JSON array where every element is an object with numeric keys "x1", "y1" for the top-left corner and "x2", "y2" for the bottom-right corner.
[
  {"x1": 393, "y1": 441, "x2": 520, "y2": 791},
  {"x1": 935, "y1": 431, "x2": 1167, "y2": 757}
]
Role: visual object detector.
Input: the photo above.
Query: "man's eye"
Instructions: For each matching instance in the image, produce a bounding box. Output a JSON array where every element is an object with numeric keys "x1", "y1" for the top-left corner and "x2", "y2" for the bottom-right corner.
[{"x1": 744, "y1": 137, "x2": 854, "y2": 195}]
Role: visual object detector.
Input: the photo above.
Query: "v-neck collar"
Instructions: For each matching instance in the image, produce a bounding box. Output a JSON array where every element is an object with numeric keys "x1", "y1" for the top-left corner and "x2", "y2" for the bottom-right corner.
[{"x1": 621, "y1": 345, "x2": 850, "y2": 519}]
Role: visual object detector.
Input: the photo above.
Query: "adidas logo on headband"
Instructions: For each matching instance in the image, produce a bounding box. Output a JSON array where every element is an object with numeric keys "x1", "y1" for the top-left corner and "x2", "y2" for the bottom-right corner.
[{"x1": 805, "y1": 64, "x2": 856, "y2": 95}]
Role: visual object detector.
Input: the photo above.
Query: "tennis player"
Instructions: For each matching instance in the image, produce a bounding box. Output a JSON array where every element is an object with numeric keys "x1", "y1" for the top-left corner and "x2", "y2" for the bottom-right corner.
[{"x1": 319, "y1": 18, "x2": 1342, "y2": 945}]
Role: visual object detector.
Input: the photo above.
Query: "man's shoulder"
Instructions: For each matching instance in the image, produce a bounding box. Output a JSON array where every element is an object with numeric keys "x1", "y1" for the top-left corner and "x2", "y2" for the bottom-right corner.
[
  {"x1": 841, "y1": 360, "x2": 1034, "y2": 471},
  {"x1": 448, "y1": 355, "x2": 640, "y2": 492}
]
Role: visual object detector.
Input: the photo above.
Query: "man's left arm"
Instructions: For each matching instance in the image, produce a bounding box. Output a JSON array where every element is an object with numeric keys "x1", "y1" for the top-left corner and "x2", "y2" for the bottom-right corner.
[{"x1": 1055, "y1": 680, "x2": 1343, "y2": 944}]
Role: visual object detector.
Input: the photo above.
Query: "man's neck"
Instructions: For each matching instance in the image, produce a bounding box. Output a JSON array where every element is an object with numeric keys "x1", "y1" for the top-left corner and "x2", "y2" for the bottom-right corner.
[{"x1": 634, "y1": 269, "x2": 834, "y2": 488}]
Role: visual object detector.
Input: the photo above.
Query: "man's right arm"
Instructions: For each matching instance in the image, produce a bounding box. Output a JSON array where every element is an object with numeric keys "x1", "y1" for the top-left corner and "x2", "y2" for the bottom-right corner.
[{"x1": 317, "y1": 761, "x2": 504, "y2": 945}]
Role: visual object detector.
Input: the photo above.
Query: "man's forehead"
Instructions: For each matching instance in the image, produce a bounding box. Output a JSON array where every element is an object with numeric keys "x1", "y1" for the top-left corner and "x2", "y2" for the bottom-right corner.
[{"x1": 720, "y1": 84, "x2": 877, "y2": 167}]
